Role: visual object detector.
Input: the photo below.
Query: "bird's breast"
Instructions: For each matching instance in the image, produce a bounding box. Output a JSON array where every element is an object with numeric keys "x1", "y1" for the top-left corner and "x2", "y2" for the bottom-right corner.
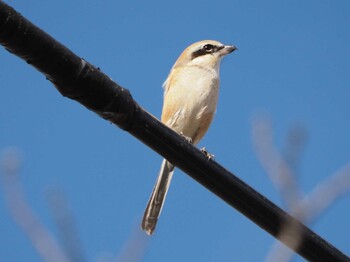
[
  {"x1": 162, "y1": 65, "x2": 220, "y2": 143},
  {"x1": 179, "y1": 66, "x2": 219, "y2": 111}
]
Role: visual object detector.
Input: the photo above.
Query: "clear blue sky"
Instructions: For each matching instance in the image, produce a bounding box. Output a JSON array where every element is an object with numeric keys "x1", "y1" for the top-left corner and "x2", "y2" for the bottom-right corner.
[{"x1": 1, "y1": 0, "x2": 350, "y2": 261}]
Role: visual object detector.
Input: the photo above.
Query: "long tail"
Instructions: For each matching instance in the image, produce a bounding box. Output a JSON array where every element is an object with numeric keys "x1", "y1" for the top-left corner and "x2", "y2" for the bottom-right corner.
[{"x1": 142, "y1": 159, "x2": 175, "y2": 235}]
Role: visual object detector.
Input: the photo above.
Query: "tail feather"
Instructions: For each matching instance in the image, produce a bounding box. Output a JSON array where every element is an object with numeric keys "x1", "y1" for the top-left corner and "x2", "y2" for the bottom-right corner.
[{"x1": 142, "y1": 159, "x2": 175, "y2": 235}]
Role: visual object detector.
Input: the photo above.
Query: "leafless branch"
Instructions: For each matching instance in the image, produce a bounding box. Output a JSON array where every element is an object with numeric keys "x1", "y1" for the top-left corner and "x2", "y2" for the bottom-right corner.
[
  {"x1": 0, "y1": 148, "x2": 70, "y2": 262},
  {"x1": 252, "y1": 115, "x2": 304, "y2": 210},
  {"x1": 47, "y1": 188, "x2": 86, "y2": 262},
  {"x1": 252, "y1": 116, "x2": 350, "y2": 262}
]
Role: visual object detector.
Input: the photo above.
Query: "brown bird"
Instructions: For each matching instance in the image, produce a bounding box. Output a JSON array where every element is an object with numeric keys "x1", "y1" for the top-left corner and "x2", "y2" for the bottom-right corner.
[{"x1": 142, "y1": 40, "x2": 236, "y2": 235}]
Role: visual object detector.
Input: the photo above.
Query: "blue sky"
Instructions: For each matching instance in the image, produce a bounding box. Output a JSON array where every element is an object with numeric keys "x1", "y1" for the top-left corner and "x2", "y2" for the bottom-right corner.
[{"x1": 1, "y1": 0, "x2": 350, "y2": 261}]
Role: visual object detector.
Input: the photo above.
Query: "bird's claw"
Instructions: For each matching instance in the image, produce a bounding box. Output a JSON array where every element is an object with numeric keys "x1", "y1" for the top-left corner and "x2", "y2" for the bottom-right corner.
[
  {"x1": 201, "y1": 147, "x2": 215, "y2": 160},
  {"x1": 180, "y1": 132, "x2": 193, "y2": 144}
]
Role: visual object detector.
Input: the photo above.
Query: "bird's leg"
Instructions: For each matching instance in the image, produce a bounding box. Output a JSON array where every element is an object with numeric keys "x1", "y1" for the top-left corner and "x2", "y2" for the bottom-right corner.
[
  {"x1": 200, "y1": 147, "x2": 215, "y2": 160},
  {"x1": 179, "y1": 132, "x2": 193, "y2": 144}
]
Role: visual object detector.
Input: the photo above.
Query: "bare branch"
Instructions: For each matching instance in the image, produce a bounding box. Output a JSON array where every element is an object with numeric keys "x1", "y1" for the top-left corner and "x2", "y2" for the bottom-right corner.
[
  {"x1": 47, "y1": 188, "x2": 86, "y2": 262},
  {"x1": 301, "y1": 164, "x2": 350, "y2": 222},
  {"x1": 252, "y1": 116, "x2": 350, "y2": 262},
  {"x1": 0, "y1": 148, "x2": 70, "y2": 262},
  {"x1": 252, "y1": 115, "x2": 303, "y2": 209}
]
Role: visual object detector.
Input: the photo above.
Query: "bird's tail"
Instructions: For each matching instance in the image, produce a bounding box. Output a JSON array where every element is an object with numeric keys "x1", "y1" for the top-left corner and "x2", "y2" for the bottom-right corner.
[{"x1": 142, "y1": 159, "x2": 175, "y2": 235}]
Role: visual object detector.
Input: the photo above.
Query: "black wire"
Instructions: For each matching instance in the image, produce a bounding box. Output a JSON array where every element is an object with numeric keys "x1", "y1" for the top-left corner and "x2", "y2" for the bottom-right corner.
[{"x1": 0, "y1": 1, "x2": 349, "y2": 261}]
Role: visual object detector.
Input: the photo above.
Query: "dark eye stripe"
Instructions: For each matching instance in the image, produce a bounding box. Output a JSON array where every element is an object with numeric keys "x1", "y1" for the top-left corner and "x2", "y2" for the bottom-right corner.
[{"x1": 191, "y1": 44, "x2": 223, "y2": 60}]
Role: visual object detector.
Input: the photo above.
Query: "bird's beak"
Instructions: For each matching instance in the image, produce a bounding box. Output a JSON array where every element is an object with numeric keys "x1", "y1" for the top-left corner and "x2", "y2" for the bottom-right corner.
[{"x1": 219, "y1": 45, "x2": 237, "y2": 56}]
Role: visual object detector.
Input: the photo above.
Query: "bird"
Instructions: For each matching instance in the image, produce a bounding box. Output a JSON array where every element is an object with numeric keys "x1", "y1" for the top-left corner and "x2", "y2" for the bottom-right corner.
[{"x1": 141, "y1": 40, "x2": 236, "y2": 235}]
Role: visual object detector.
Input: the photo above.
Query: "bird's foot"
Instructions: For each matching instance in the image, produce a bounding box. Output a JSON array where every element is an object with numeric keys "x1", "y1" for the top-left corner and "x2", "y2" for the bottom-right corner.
[
  {"x1": 180, "y1": 132, "x2": 193, "y2": 144},
  {"x1": 201, "y1": 147, "x2": 215, "y2": 160}
]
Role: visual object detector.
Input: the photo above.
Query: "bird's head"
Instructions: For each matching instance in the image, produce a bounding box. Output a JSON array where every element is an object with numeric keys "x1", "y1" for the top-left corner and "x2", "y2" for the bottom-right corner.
[{"x1": 173, "y1": 40, "x2": 237, "y2": 69}]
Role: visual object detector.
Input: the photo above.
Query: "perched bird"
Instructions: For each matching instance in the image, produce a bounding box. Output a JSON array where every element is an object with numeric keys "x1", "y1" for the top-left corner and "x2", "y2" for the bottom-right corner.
[{"x1": 142, "y1": 40, "x2": 236, "y2": 235}]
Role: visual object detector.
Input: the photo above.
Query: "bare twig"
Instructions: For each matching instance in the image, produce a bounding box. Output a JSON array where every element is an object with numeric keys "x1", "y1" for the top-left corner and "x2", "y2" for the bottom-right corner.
[
  {"x1": 252, "y1": 116, "x2": 304, "y2": 210},
  {"x1": 252, "y1": 116, "x2": 350, "y2": 262},
  {"x1": 0, "y1": 148, "x2": 70, "y2": 262},
  {"x1": 300, "y1": 163, "x2": 350, "y2": 223},
  {"x1": 47, "y1": 188, "x2": 86, "y2": 262}
]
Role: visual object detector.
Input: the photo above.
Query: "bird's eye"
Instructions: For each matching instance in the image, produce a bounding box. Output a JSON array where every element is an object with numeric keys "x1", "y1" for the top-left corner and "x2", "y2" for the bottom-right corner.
[
  {"x1": 203, "y1": 44, "x2": 214, "y2": 52},
  {"x1": 191, "y1": 44, "x2": 217, "y2": 59}
]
